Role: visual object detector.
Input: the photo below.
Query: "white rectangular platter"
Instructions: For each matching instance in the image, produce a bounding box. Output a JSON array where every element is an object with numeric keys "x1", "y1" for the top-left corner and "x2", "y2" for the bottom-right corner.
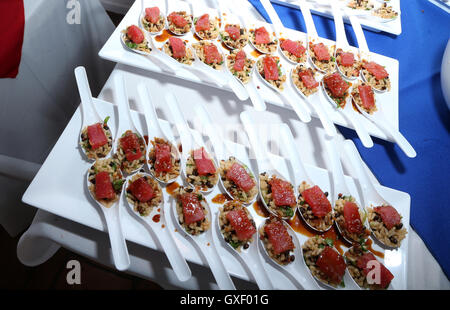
[
  {"x1": 272, "y1": 0, "x2": 402, "y2": 35},
  {"x1": 98, "y1": 0, "x2": 400, "y2": 142},
  {"x1": 22, "y1": 98, "x2": 410, "y2": 289}
]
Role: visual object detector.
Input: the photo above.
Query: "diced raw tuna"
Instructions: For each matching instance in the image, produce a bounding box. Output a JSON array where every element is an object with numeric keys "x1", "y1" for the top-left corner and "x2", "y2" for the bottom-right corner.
[
  {"x1": 233, "y1": 50, "x2": 246, "y2": 71},
  {"x1": 87, "y1": 123, "x2": 108, "y2": 150},
  {"x1": 343, "y1": 201, "x2": 363, "y2": 234},
  {"x1": 357, "y1": 252, "x2": 394, "y2": 288},
  {"x1": 95, "y1": 171, "x2": 115, "y2": 200},
  {"x1": 129, "y1": 177, "x2": 155, "y2": 202},
  {"x1": 363, "y1": 61, "x2": 389, "y2": 80},
  {"x1": 169, "y1": 37, "x2": 186, "y2": 58},
  {"x1": 312, "y1": 43, "x2": 330, "y2": 61},
  {"x1": 254, "y1": 27, "x2": 270, "y2": 45},
  {"x1": 226, "y1": 162, "x2": 255, "y2": 192},
  {"x1": 204, "y1": 44, "x2": 222, "y2": 64},
  {"x1": 168, "y1": 12, "x2": 188, "y2": 28},
  {"x1": 193, "y1": 147, "x2": 216, "y2": 175},
  {"x1": 145, "y1": 7, "x2": 160, "y2": 24},
  {"x1": 225, "y1": 25, "x2": 240, "y2": 40},
  {"x1": 127, "y1": 25, "x2": 144, "y2": 44},
  {"x1": 374, "y1": 205, "x2": 401, "y2": 230},
  {"x1": 180, "y1": 193, "x2": 205, "y2": 225},
  {"x1": 281, "y1": 39, "x2": 305, "y2": 58},
  {"x1": 195, "y1": 14, "x2": 210, "y2": 32},
  {"x1": 120, "y1": 131, "x2": 142, "y2": 162},
  {"x1": 269, "y1": 177, "x2": 296, "y2": 207},
  {"x1": 324, "y1": 72, "x2": 350, "y2": 98},
  {"x1": 154, "y1": 143, "x2": 172, "y2": 173},
  {"x1": 301, "y1": 185, "x2": 331, "y2": 218},
  {"x1": 358, "y1": 85, "x2": 375, "y2": 110},
  {"x1": 298, "y1": 69, "x2": 319, "y2": 89},
  {"x1": 316, "y1": 247, "x2": 346, "y2": 284},
  {"x1": 263, "y1": 56, "x2": 279, "y2": 81},
  {"x1": 264, "y1": 221, "x2": 295, "y2": 254},
  {"x1": 340, "y1": 52, "x2": 355, "y2": 67},
  {"x1": 226, "y1": 209, "x2": 256, "y2": 240}
]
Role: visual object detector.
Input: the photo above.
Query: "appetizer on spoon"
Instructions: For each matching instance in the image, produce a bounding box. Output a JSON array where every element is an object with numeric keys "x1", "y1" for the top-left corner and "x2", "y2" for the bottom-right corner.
[
  {"x1": 194, "y1": 104, "x2": 258, "y2": 205},
  {"x1": 217, "y1": 200, "x2": 274, "y2": 290},
  {"x1": 321, "y1": 71, "x2": 374, "y2": 148},
  {"x1": 172, "y1": 186, "x2": 236, "y2": 289},
  {"x1": 166, "y1": 93, "x2": 219, "y2": 194},
  {"x1": 192, "y1": 4, "x2": 220, "y2": 40},
  {"x1": 75, "y1": 66, "x2": 113, "y2": 160},
  {"x1": 112, "y1": 73, "x2": 147, "y2": 175},
  {"x1": 166, "y1": 0, "x2": 193, "y2": 36},
  {"x1": 124, "y1": 171, "x2": 192, "y2": 281},
  {"x1": 343, "y1": 140, "x2": 408, "y2": 249},
  {"x1": 279, "y1": 124, "x2": 334, "y2": 233},
  {"x1": 86, "y1": 157, "x2": 130, "y2": 271},
  {"x1": 136, "y1": 83, "x2": 181, "y2": 184},
  {"x1": 350, "y1": 81, "x2": 416, "y2": 157}
]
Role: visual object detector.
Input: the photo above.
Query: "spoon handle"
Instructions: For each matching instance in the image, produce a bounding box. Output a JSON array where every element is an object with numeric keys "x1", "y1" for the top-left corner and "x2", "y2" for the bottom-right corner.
[
  {"x1": 246, "y1": 78, "x2": 267, "y2": 111},
  {"x1": 343, "y1": 139, "x2": 382, "y2": 206},
  {"x1": 369, "y1": 115, "x2": 417, "y2": 158},
  {"x1": 279, "y1": 124, "x2": 312, "y2": 187},
  {"x1": 330, "y1": 0, "x2": 349, "y2": 49},
  {"x1": 240, "y1": 112, "x2": 270, "y2": 164},
  {"x1": 74, "y1": 66, "x2": 101, "y2": 123},
  {"x1": 152, "y1": 224, "x2": 192, "y2": 281},
  {"x1": 260, "y1": 0, "x2": 285, "y2": 34},
  {"x1": 113, "y1": 72, "x2": 135, "y2": 135},
  {"x1": 347, "y1": 12, "x2": 370, "y2": 58},
  {"x1": 297, "y1": 0, "x2": 318, "y2": 38},
  {"x1": 314, "y1": 90, "x2": 337, "y2": 137},
  {"x1": 282, "y1": 87, "x2": 312, "y2": 123},
  {"x1": 165, "y1": 93, "x2": 195, "y2": 156},
  {"x1": 137, "y1": 83, "x2": 165, "y2": 139},
  {"x1": 196, "y1": 236, "x2": 236, "y2": 290},
  {"x1": 342, "y1": 106, "x2": 373, "y2": 148},
  {"x1": 324, "y1": 137, "x2": 349, "y2": 197},
  {"x1": 102, "y1": 205, "x2": 131, "y2": 271},
  {"x1": 239, "y1": 246, "x2": 274, "y2": 290}
]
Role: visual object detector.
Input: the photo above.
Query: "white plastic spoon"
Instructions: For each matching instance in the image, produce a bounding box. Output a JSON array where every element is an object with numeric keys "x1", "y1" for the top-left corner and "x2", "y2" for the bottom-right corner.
[
  {"x1": 290, "y1": 65, "x2": 337, "y2": 137},
  {"x1": 75, "y1": 66, "x2": 113, "y2": 160},
  {"x1": 165, "y1": 0, "x2": 193, "y2": 36},
  {"x1": 138, "y1": 0, "x2": 166, "y2": 36},
  {"x1": 86, "y1": 161, "x2": 130, "y2": 271},
  {"x1": 136, "y1": 83, "x2": 181, "y2": 184},
  {"x1": 257, "y1": 219, "x2": 319, "y2": 289},
  {"x1": 192, "y1": 41, "x2": 249, "y2": 101},
  {"x1": 346, "y1": 10, "x2": 391, "y2": 93},
  {"x1": 324, "y1": 136, "x2": 368, "y2": 244},
  {"x1": 320, "y1": 74, "x2": 374, "y2": 148},
  {"x1": 330, "y1": 1, "x2": 360, "y2": 81},
  {"x1": 296, "y1": 0, "x2": 336, "y2": 74},
  {"x1": 351, "y1": 88, "x2": 416, "y2": 158},
  {"x1": 191, "y1": 4, "x2": 220, "y2": 41},
  {"x1": 216, "y1": 209, "x2": 274, "y2": 289},
  {"x1": 279, "y1": 124, "x2": 333, "y2": 233},
  {"x1": 343, "y1": 140, "x2": 404, "y2": 248},
  {"x1": 255, "y1": 55, "x2": 311, "y2": 123},
  {"x1": 112, "y1": 72, "x2": 147, "y2": 175},
  {"x1": 194, "y1": 104, "x2": 258, "y2": 206},
  {"x1": 240, "y1": 112, "x2": 297, "y2": 221},
  {"x1": 124, "y1": 171, "x2": 192, "y2": 281},
  {"x1": 166, "y1": 93, "x2": 219, "y2": 194},
  {"x1": 171, "y1": 189, "x2": 236, "y2": 289}
]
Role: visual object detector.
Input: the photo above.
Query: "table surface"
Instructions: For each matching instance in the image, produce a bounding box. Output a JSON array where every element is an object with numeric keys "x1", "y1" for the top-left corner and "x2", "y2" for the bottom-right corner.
[{"x1": 248, "y1": 0, "x2": 450, "y2": 278}]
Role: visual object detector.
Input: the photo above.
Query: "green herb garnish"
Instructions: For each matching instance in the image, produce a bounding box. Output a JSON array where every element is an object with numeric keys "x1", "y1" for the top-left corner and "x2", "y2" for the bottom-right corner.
[
  {"x1": 113, "y1": 179, "x2": 125, "y2": 191},
  {"x1": 325, "y1": 238, "x2": 334, "y2": 247},
  {"x1": 104, "y1": 116, "x2": 110, "y2": 124}
]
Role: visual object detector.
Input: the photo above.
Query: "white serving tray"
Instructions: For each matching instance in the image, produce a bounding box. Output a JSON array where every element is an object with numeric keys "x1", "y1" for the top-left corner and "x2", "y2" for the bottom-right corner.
[
  {"x1": 272, "y1": 0, "x2": 402, "y2": 35},
  {"x1": 22, "y1": 98, "x2": 410, "y2": 289},
  {"x1": 98, "y1": 0, "x2": 399, "y2": 142}
]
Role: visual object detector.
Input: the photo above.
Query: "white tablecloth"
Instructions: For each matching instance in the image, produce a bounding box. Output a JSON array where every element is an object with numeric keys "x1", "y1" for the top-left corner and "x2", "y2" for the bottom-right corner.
[{"x1": 0, "y1": 0, "x2": 115, "y2": 236}]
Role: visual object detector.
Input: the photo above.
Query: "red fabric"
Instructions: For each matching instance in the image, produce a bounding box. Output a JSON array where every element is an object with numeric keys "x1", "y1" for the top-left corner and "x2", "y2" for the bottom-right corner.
[{"x1": 0, "y1": 0, "x2": 25, "y2": 78}]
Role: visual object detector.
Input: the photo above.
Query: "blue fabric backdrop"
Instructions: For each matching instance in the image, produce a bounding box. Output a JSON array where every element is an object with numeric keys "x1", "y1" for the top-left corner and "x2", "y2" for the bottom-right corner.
[{"x1": 248, "y1": 0, "x2": 450, "y2": 278}]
